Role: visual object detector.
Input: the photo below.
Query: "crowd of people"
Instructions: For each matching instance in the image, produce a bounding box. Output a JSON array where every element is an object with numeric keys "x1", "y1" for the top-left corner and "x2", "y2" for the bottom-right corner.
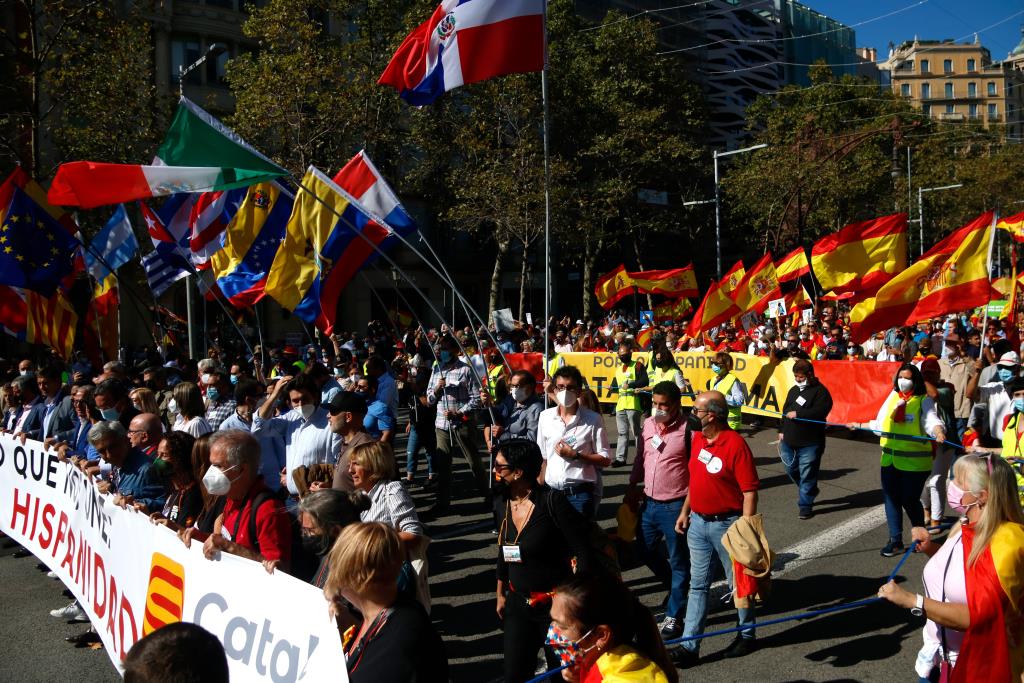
[{"x1": 0, "y1": 305, "x2": 1022, "y2": 682}]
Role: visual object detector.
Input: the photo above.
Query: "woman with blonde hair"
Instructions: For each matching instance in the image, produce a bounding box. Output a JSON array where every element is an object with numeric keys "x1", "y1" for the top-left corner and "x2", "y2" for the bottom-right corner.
[
  {"x1": 878, "y1": 454, "x2": 1024, "y2": 681},
  {"x1": 129, "y1": 387, "x2": 160, "y2": 416},
  {"x1": 325, "y1": 522, "x2": 447, "y2": 682}
]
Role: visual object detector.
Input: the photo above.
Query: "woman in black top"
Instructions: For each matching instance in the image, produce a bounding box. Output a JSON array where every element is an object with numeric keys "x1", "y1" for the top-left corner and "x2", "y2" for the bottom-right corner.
[
  {"x1": 325, "y1": 522, "x2": 448, "y2": 683},
  {"x1": 778, "y1": 359, "x2": 834, "y2": 520},
  {"x1": 493, "y1": 438, "x2": 595, "y2": 683},
  {"x1": 152, "y1": 432, "x2": 203, "y2": 528}
]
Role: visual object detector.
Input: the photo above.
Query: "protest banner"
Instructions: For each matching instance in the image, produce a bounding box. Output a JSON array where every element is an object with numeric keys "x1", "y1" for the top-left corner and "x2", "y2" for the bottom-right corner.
[
  {"x1": 506, "y1": 352, "x2": 898, "y2": 424},
  {"x1": 0, "y1": 434, "x2": 346, "y2": 682}
]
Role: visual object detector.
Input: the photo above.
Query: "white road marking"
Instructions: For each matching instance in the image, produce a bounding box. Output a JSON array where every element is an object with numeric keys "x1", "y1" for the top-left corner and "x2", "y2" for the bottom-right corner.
[{"x1": 771, "y1": 504, "x2": 887, "y2": 577}]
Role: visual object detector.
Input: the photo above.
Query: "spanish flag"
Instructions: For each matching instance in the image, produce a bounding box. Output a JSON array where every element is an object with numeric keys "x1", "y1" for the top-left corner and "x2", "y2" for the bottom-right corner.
[
  {"x1": 652, "y1": 297, "x2": 691, "y2": 323},
  {"x1": 996, "y1": 210, "x2": 1024, "y2": 242},
  {"x1": 785, "y1": 284, "x2": 813, "y2": 313},
  {"x1": 848, "y1": 212, "x2": 995, "y2": 343},
  {"x1": 810, "y1": 213, "x2": 907, "y2": 301},
  {"x1": 88, "y1": 273, "x2": 119, "y2": 361},
  {"x1": 685, "y1": 278, "x2": 739, "y2": 338},
  {"x1": 775, "y1": 246, "x2": 810, "y2": 283},
  {"x1": 594, "y1": 264, "x2": 633, "y2": 310},
  {"x1": 720, "y1": 260, "x2": 746, "y2": 297},
  {"x1": 629, "y1": 266, "x2": 698, "y2": 299},
  {"x1": 731, "y1": 254, "x2": 781, "y2": 316}
]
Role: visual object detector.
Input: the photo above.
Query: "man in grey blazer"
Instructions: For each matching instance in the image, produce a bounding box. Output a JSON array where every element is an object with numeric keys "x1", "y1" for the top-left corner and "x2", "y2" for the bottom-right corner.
[{"x1": 38, "y1": 366, "x2": 75, "y2": 441}]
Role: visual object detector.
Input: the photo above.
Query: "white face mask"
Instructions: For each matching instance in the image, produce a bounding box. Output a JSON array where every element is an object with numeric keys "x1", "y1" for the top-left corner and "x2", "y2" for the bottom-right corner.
[
  {"x1": 200, "y1": 373, "x2": 212, "y2": 386},
  {"x1": 202, "y1": 464, "x2": 238, "y2": 496},
  {"x1": 556, "y1": 389, "x2": 578, "y2": 408},
  {"x1": 511, "y1": 387, "x2": 530, "y2": 404},
  {"x1": 653, "y1": 408, "x2": 672, "y2": 423},
  {"x1": 168, "y1": 398, "x2": 178, "y2": 414},
  {"x1": 19, "y1": 370, "x2": 30, "y2": 377},
  {"x1": 299, "y1": 404, "x2": 316, "y2": 421},
  {"x1": 897, "y1": 378, "x2": 914, "y2": 393},
  {"x1": 794, "y1": 380, "x2": 807, "y2": 390}
]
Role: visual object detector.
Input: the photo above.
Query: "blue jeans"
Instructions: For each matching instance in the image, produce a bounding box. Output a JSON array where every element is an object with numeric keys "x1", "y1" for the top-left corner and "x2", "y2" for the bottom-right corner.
[
  {"x1": 880, "y1": 465, "x2": 928, "y2": 540},
  {"x1": 778, "y1": 441, "x2": 824, "y2": 512},
  {"x1": 680, "y1": 513, "x2": 755, "y2": 653},
  {"x1": 405, "y1": 423, "x2": 435, "y2": 478},
  {"x1": 563, "y1": 488, "x2": 596, "y2": 520},
  {"x1": 635, "y1": 498, "x2": 689, "y2": 620}
]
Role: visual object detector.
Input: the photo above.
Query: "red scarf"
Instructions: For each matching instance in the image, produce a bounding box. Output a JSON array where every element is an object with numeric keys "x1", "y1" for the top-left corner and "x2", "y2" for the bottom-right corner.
[{"x1": 890, "y1": 391, "x2": 914, "y2": 424}]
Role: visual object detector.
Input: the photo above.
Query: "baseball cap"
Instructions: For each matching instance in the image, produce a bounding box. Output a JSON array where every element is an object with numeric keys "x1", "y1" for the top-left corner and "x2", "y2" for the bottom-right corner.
[
  {"x1": 997, "y1": 351, "x2": 1020, "y2": 367},
  {"x1": 327, "y1": 392, "x2": 368, "y2": 415},
  {"x1": 283, "y1": 345, "x2": 299, "y2": 356}
]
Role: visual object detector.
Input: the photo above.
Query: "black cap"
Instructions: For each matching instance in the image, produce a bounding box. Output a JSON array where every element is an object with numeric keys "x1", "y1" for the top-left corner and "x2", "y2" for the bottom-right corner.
[{"x1": 327, "y1": 391, "x2": 368, "y2": 415}]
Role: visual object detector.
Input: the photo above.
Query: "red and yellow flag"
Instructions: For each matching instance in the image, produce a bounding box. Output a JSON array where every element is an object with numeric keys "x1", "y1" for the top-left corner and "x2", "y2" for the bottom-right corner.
[
  {"x1": 731, "y1": 254, "x2": 781, "y2": 316},
  {"x1": 88, "y1": 273, "x2": 119, "y2": 361},
  {"x1": 849, "y1": 211, "x2": 994, "y2": 343},
  {"x1": 25, "y1": 290, "x2": 78, "y2": 359},
  {"x1": 785, "y1": 284, "x2": 813, "y2": 313},
  {"x1": 594, "y1": 264, "x2": 633, "y2": 310},
  {"x1": 653, "y1": 297, "x2": 691, "y2": 323},
  {"x1": 629, "y1": 266, "x2": 698, "y2": 299},
  {"x1": 720, "y1": 260, "x2": 746, "y2": 298},
  {"x1": 996, "y1": 210, "x2": 1024, "y2": 242},
  {"x1": 810, "y1": 213, "x2": 907, "y2": 301},
  {"x1": 775, "y1": 247, "x2": 810, "y2": 283},
  {"x1": 685, "y1": 279, "x2": 740, "y2": 338}
]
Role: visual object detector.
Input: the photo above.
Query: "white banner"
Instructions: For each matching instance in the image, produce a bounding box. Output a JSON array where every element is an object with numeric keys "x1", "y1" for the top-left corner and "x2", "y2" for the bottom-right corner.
[{"x1": 0, "y1": 433, "x2": 346, "y2": 682}]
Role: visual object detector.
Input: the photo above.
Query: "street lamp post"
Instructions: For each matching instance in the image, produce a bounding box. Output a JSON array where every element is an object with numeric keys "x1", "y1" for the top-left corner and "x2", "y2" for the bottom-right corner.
[
  {"x1": 916, "y1": 183, "x2": 964, "y2": 257},
  {"x1": 176, "y1": 42, "x2": 227, "y2": 359},
  {"x1": 713, "y1": 143, "x2": 767, "y2": 279}
]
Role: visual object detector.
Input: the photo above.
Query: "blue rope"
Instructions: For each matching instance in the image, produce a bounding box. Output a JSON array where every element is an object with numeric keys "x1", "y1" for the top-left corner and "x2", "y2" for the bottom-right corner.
[
  {"x1": 523, "y1": 528, "x2": 948, "y2": 682},
  {"x1": 759, "y1": 408, "x2": 965, "y2": 450}
]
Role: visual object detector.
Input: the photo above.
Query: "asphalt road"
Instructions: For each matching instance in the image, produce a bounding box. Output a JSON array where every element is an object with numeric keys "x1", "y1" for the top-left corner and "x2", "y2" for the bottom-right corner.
[{"x1": 0, "y1": 416, "x2": 937, "y2": 683}]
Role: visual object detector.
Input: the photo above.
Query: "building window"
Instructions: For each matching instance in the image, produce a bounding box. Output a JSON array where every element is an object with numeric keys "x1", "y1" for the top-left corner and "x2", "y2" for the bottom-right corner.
[
  {"x1": 921, "y1": 59, "x2": 930, "y2": 72},
  {"x1": 968, "y1": 82, "x2": 977, "y2": 97},
  {"x1": 969, "y1": 103, "x2": 978, "y2": 118},
  {"x1": 901, "y1": 83, "x2": 911, "y2": 97},
  {"x1": 944, "y1": 82, "x2": 954, "y2": 98},
  {"x1": 988, "y1": 81, "x2": 997, "y2": 96},
  {"x1": 946, "y1": 104, "x2": 955, "y2": 114},
  {"x1": 170, "y1": 38, "x2": 201, "y2": 83},
  {"x1": 989, "y1": 103, "x2": 998, "y2": 118},
  {"x1": 205, "y1": 45, "x2": 231, "y2": 87},
  {"x1": 943, "y1": 59, "x2": 953, "y2": 73},
  {"x1": 922, "y1": 82, "x2": 931, "y2": 99},
  {"x1": 967, "y1": 58, "x2": 976, "y2": 71},
  {"x1": 922, "y1": 104, "x2": 931, "y2": 117}
]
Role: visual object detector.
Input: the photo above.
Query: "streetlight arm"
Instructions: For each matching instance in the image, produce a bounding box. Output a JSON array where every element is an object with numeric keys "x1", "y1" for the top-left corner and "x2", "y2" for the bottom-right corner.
[{"x1": 178, "y1": 42, "x2": 228, "y2": 96}]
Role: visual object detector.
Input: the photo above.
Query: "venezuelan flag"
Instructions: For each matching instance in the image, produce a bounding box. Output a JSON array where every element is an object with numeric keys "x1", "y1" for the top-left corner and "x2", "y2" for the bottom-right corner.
[{"x1": 810, "y1": 213, "x2": 907, "y2": 302}]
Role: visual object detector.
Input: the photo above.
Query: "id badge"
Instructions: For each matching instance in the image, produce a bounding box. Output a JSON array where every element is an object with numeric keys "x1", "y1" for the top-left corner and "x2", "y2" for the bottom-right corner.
[
  {"x1": 795, "y1": 396, "x2": 806, "y2": 406},
  {"x1": 651, "y1": 434, "x2": 664, "y2": 450},
  {"x1": 502, "y1": 544, "x2": 523, "y2": 563},
  {"x1": 697, "y1": 448, "x2": 713, "y2": 465},
  {"x1": 904, "y1": 413, "x2": 915, "y2": 424}
]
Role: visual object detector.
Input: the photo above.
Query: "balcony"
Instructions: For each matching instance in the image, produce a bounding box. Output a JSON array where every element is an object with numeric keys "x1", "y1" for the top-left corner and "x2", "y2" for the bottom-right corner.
[
  {"x1": 940, "y1": 112, "x2": 965, "y2": 121},
  {"x1": 988, "y1": 113, "x2": 1002, "y2": 122}
]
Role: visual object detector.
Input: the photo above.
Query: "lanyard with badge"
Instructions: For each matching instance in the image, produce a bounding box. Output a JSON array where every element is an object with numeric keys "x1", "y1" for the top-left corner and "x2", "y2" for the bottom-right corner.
[
  {"x1": 499, "y1": 499, "x2": 533, "y2": 563},
  {"x1": 696, "y1": 446, "x2": 723, "y2": 474}
]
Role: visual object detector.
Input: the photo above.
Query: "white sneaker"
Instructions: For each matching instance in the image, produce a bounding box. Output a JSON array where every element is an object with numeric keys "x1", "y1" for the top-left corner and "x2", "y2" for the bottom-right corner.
[
  {"x1": 46, "y1": 571, "x2": 57, "y2": 579},
  {"x1": 49, "y1": 601, "x2": 88, "y2": 622},
  {"x1": 659, "y1": 616, "x2": 681, "y2": 639}
]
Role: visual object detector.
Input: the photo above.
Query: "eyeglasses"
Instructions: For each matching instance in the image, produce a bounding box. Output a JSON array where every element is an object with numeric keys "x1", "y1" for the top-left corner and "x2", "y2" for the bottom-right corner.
[
  {"x1": 493, "y1": 463, "x2": 513, "y2": 472},
  {"x1": 692, "y1": 408, "x2": 710, "y2": 415}
]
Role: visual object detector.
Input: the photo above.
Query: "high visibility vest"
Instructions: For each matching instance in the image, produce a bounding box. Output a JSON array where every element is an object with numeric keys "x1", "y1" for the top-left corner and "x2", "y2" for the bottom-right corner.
[
  {"x1": 615, "y1": 362, "x2": 641, "y2": 412},
  {"x1": 486, "y1": 364, "x2": 504, "y2": 398},
  {"x1": 650, "y1": 366, "x2": 680, "y2": 387},
  {"x1": 879, "y1": 393, "x2": 933, "y2": 472},
  {"x1": 547, "y1": 354, "x2": 564, "y2": 377},
  {"x1": 713, "y1": 372, "x2": 743, "y2": 429},
  {"x1": 999, "y1": 413, "x2": 1024, "y2": 505}
]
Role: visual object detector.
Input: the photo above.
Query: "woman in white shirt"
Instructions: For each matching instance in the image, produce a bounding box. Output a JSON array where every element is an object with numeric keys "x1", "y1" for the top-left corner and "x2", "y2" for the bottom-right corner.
[{"x1": 171, "y1": 382, "x2": 212, "y2": 438}]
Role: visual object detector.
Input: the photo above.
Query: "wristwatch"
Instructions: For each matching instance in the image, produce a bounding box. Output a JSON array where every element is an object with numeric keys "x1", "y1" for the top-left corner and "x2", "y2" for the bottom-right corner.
[{"x1": 910, "y1": 594, "x2": 925, "y2": 616}]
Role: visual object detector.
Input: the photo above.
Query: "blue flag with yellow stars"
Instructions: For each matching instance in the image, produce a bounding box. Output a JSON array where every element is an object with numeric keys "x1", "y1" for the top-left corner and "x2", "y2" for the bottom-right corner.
[{"x1": 0, "y1": 186, "x2": 79, "y2": 296}]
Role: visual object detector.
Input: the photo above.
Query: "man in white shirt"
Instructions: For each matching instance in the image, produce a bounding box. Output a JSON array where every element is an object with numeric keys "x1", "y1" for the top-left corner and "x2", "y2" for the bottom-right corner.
[
  {"x1": 536, "y1": 365, "x2": 611, "y2": 519},
  {"x1": 553, "y1": 330, "x2": 574, "y2": 354},
  {"x1": 252, "y1": 374, "x2": 341, "y2": 513}
]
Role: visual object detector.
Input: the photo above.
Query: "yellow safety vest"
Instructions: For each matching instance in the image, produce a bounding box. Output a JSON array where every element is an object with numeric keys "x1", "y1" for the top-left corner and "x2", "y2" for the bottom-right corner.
[
  {"x1": 998, "y1": 413, "x2": 1024, "y2": 506},
  {"x1": 486, "y1": 364, "x2": 504, "y2": 398},
  {"x1": 547, "y1": 354, "x2": 564, "y2": 377},
  {"x1": 650, "y1": 366, "x2": 680, "y2": 387},
  {"x1": 615, "y1": 362, "x2": 641, "y2": 412},
  {"x1": 879, "y1": 394, "x2": 933, "y2": 472},
  {"x1": 713, "y1": 372, "x2": 743, "y2": 430}
]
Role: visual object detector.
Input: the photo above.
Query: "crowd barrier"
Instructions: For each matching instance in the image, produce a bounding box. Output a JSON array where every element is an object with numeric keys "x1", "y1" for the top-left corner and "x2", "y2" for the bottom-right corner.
[
  {"x1": 0, "y1": 433, "x2": 347, "y2": 682},
  {"x1": 504, "y1": 352, "x2": 901, "y2": 424}
]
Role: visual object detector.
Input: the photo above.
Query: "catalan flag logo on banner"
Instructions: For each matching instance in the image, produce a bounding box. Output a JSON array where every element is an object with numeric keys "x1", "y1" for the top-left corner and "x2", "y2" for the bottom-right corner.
[
  {"x1": 775, "y1": 247, "x2": 810, "y2": 283},
  {"x1": 731, "y1": 254, "x2": 780, "y2": 316},
  {"x1": 849, "y1": 212, "x2": 995, "y2": 343},
  {"x1": 810, "y1": 213, "x2": 907, "y2": 301}
]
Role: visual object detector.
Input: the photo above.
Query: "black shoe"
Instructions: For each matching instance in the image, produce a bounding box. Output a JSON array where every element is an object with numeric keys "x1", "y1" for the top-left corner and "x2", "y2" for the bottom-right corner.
[
  {"x1": 65, "y1": 630, "x2": 101, "y2": 646},
  {"x1": 723, "y1": 636, "x2": 756, "y2": 658},
  {"x1": 670, "y1": 646, "x2": 700, "y2": 668},
  {"x1": 880, "y1": 538, "x2": 905, "y2": 557},
  {"x1": 798, "y1": 508, "x2": 813, "y2": 520},
  {"x1": 612, "y1": 458, "x2": 626, "y2": 467}
]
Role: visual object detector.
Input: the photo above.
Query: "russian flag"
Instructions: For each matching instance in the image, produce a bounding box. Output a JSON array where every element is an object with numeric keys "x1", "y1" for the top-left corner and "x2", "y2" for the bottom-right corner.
[{"x1": 379, "y1": 0, "x2": 546, "y2": 106}]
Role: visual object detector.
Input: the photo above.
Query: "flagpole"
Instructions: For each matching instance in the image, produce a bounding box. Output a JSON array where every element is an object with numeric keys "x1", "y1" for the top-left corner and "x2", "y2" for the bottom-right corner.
[
  {"x1": 186, "y1": 276, "x2": 196, "y2": 359},
  {"x1": 979, "y1": 211, "x2": 999, "y2": 354},
  {"x1": 541, "y1": 41, "x2": 552, "y2": 406},
  {"x1": 114, "y1": 272, "x2": 123, "y2": 363}
]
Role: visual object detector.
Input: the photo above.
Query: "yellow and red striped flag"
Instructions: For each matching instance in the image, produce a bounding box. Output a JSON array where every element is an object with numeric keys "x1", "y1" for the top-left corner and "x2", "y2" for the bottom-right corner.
[
  {"x1": 629, "y1": 266, "x2": 699, "y2": 299},
  {"x1": 25, "y1": 290, "x2": 78, "y2": 359},
  {"x1": 731, "y1": 253, "x2": 781, "y2": 316},
  {"x1": 996, "y1": 211, "x2": 1024, "y2": 242},
  {"x1": 720, "y1": 260, "x2": 746, "y2": 298},
  {"x1": 594, "y1": 264, "x2": 634, "y2": 310},
  {"x1": 849, "y1": 212, "x2": 995, "y2": 343},
  {"x1": 775, "y1": 246, "x2": 810, "y2": 283},
  {"x1": 653, "y1": 298, "x2": 691, "y2": 323},
  {"x1": 810, "y1": 213, "x2": 907, "y2": 301},
  {"x1": 685, "y1": 279, "x2": 740, "y2": 338}
]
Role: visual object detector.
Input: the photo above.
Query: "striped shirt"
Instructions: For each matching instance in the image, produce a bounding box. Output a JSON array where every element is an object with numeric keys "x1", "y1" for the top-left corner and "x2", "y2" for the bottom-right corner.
[
  {"x1": 426, "y1": 360, "x2": 481, "y2": 430},
  {"x1": 362, "y1": 480, "x2": 423, "y2": 536}
]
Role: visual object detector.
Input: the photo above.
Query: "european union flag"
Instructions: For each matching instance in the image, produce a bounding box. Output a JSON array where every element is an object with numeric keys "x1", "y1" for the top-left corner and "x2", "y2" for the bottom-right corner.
[{"x1": 0, "y1": 186, "x2": 79, "y2": 296}]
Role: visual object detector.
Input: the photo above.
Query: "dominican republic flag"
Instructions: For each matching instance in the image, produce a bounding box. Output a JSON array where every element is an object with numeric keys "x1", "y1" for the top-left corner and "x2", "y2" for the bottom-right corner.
[{"x1": 379, "y1": 0, "x2": 546, "y2": 106}]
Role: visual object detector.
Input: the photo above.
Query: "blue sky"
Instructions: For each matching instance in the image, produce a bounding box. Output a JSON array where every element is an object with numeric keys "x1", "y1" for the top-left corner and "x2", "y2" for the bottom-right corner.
[{"x1": 809, "y1": 0, "x2": 1024, "y2": 61}]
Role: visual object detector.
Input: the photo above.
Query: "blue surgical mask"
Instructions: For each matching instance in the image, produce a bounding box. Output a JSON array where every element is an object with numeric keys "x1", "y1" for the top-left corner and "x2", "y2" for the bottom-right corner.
[
  {"x1": 710, "y1": 363, "x2": 721, "y2": 374},
  {"x1": 999, "y1": 368, "x2": 1015, "y2": 382},
  {"x1": 229, "y1": 374, "x2": 238, "y2": 385},
  {"x1": 439, "y1": 350, "x2": 453, "y2": 363},
  {"x1": 206, "y1": 387, "x2": 220, "y2": 402},
  {"x1": 99, "y1": 408, "x2": 119, "y2": 421},
  {"x1": 1015, "y1": 398, "x2": 1024, "y2": 414}
]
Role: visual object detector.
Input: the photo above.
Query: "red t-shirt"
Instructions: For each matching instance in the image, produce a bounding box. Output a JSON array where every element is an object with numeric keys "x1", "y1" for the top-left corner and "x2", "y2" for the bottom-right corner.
[
  {"x1": 221, "y1": 481, "x2": 292, "y2": 564},
  {"x1": 688, "y1": 429, "x2": 760, "y2": 515}
]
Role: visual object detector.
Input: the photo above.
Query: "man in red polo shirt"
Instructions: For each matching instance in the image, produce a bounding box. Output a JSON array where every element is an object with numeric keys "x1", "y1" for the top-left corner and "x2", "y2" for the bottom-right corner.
[
  {"x1": 672, "y1": 390, "x2": 759, "y2": 667},
  {"x1": 196, "y1": 429, "x2": 292, "y2": 570}
]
